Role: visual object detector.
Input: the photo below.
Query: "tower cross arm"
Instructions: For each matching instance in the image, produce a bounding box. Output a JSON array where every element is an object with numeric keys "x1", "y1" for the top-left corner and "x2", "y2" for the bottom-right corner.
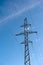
[
  {"x1": 28, "y1": 31, "x2": 37, "y2": 34},
  {"x1": 20, "y1": 24, "x2": 31, "y2": 27},
  {"x1": 16, "y1": 32, "x2": 24, "y2": 36},
  {"x1": 20, "y1": 40, "x2": 32, "y2": 44}
]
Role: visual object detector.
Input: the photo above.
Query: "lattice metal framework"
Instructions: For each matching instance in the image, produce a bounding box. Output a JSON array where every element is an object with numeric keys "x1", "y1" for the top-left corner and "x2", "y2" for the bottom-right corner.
[{"x1": 16, "y1": 17, "x2": 37, "y2": 65}]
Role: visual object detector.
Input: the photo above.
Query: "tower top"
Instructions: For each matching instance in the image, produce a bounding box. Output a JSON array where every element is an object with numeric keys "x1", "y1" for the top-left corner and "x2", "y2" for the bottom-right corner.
[{"x1": 24, "y1": 17, "x2": 27, "y2": 24}]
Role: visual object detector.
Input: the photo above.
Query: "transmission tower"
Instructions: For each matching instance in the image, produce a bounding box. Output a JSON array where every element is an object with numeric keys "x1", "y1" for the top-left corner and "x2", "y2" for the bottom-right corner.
[{"x1": 16, "y1": 17, "x2": 37, "y2": 65}]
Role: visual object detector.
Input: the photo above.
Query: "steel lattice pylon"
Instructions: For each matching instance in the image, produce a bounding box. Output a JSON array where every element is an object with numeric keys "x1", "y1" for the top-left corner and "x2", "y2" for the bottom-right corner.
[
  {"x1": 16, "y1": 17, "x2": 37, "y2": 65},
  {"x1": 24, "y1": 18, "x2": 31, "y2": 65}
]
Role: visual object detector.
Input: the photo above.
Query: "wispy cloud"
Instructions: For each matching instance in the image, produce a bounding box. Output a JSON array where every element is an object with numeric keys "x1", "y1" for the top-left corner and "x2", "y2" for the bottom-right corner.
[{"x1": 0, "y1": 1, "x2": 41, "y2": 24}]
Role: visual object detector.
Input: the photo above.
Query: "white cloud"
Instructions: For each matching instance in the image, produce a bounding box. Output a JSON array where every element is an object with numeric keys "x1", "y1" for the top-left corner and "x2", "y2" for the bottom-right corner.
[{"x1": 0, "y1": 1, "x2": 41, "y2": 24}]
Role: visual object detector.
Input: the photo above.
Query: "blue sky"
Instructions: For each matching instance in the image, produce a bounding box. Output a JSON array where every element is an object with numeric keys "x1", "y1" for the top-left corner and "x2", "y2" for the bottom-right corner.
[{"x1": 0, "y1": 0, "x2": 43, "y2": 65}]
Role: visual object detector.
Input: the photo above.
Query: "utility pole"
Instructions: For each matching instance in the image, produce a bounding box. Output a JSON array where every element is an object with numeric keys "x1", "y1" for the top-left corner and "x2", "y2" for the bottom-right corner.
[{"x1": 16, "y1": 17, "x2": 37, "y2": 65}]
